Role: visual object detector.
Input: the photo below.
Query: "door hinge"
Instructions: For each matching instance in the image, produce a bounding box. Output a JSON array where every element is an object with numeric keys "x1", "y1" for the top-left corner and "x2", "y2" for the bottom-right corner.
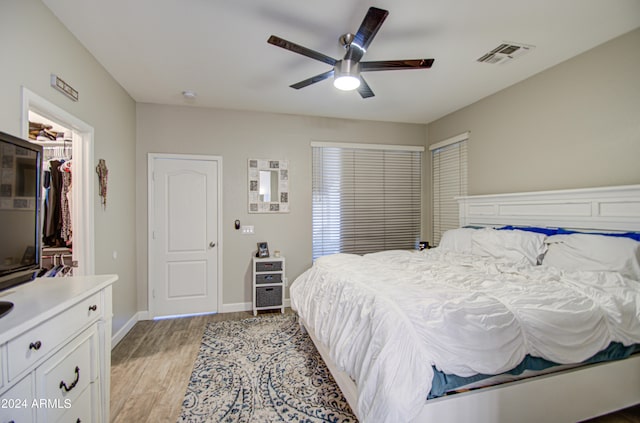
[{"x1": 152, "y1": 289, "x2": 156, "y2": 299}]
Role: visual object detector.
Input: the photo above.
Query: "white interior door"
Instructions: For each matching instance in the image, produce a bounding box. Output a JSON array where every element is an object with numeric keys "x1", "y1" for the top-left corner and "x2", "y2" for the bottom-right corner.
[{"x1": 149, "y1": 155, "x2": 221, "y2": 318}]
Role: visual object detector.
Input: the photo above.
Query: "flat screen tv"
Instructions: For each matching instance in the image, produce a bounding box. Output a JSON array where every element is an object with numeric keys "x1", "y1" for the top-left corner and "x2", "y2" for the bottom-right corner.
[{"x1": 0, "y1": 130, "x2": 43, "y2": 292}]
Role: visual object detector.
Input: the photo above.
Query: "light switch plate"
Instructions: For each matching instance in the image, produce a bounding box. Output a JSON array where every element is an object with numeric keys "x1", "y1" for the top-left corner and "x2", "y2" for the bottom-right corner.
[{"x1": 241, "y1": 225, "x2": 254, "y2": 235}]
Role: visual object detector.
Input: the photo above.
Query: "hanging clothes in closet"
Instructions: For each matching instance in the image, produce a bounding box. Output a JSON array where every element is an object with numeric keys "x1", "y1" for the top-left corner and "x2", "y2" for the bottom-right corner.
[
  {"x1": 60, "y1": 160, "x2": 72, "y2": 244},
  {"x1": 42, "y1": 145, "x2": 73, "y2": 248}
]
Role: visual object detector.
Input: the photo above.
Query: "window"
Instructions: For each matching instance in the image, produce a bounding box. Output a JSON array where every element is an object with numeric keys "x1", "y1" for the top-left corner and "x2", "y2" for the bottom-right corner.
[
  {"x1": 430, "y1": 132, "x2": 468, "y2": 245},
  {"x1": 312, "y1": 142, "x2": 422, "y2": 260}
]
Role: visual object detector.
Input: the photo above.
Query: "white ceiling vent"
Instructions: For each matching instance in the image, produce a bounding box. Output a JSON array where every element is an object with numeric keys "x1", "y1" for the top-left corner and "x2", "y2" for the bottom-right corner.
[{"x1": 477, "y1": 42, "x2": 534, "y2": 64}]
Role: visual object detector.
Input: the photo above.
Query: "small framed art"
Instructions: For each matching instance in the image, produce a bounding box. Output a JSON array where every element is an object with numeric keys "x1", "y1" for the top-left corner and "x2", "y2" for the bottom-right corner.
[{"x1": 257, "y1": 242, "x2": 270, "y2": 258}]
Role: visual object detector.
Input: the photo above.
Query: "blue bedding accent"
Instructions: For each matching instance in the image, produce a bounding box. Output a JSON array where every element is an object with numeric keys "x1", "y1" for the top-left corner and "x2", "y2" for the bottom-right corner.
[
  {"x1": 428, "y1": 342, "x2": 640, "y2": 399},
  {"x1": 497, "y1": 225, "x2": 640, "y2": 241},
  {"x1": 497, "y1": 225, "x2": 560, "y2": 236},
  {"x1": 554, "y1": 228, "x2": 640, "y2": 242}
]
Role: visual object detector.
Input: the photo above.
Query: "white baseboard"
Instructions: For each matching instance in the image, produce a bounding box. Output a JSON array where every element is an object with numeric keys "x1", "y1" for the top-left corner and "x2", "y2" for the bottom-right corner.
[
  {"x1": 112, "y1": 300, "x2": 292, "y2": 347},
  {"x1": 222, "y1": 302, "x2": 252, "y2": 313},
  {"x1": 222, "y1": 299, "x2": 291, "y2": 313},
  {"x1": 111, "y1": 311, "x2": 146, "y2": 348}
]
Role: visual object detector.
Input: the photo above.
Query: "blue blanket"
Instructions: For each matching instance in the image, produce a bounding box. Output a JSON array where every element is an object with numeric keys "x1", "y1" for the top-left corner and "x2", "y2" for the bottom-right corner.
[{"x1": 429, "y1": 342, "x2": 640, "y2": 399}]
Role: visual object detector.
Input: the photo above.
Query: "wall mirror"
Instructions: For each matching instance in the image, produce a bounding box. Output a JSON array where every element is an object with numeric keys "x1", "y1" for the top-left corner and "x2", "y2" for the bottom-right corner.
[{"x1": 248, "y1": 159, "x2": 289, "y2": 213}]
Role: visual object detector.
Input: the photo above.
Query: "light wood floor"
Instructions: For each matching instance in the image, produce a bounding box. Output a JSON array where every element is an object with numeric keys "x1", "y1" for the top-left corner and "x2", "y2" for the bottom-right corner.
[{"x1": 110, "y1": 310, "x2": 640, "y2": 423}]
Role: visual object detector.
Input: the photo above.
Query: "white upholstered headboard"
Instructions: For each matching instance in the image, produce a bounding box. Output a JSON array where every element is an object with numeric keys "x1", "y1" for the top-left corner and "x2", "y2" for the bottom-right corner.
[{"x1": 457, "y1": 184, "x2": 640, "y2": 232}]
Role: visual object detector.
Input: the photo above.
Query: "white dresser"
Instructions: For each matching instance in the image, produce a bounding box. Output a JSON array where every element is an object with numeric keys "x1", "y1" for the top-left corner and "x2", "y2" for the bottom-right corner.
[{"x1": 0, "y1": 274, "x2": 117, "y2": 422}]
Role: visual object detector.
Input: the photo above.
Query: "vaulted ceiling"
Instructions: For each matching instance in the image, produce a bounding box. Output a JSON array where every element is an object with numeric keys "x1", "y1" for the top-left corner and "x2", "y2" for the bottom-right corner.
[{"x1": 42, "y1": 0, "x2": 640, "y2": 124}]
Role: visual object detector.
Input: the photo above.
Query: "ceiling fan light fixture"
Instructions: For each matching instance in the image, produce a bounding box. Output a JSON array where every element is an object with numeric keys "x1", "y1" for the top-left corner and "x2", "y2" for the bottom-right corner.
[
  {"x1": 333, "y1": 60, "x2": 360, "y2": 91},
  {"x1": 267, "y1": 7, "x2": 433, "y2": 98},
  {"x1": 334, "y1": 75, "x2": 361, "y2": 91}
]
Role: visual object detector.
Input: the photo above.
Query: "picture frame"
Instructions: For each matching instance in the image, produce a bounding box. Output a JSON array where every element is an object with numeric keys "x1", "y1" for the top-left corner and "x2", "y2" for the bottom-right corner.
[
  {"x1": 248, "y1": 158, "x2": 290, "y2": 213},
  {"x1": 257, "y1": 242, "x2": 270, "y2": 258}
]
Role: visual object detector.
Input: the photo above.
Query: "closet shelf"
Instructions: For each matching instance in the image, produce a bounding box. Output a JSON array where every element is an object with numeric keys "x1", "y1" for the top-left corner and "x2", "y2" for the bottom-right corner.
[
  {"x1": 30, "y1": 140, "x2": 72, "y2": 147},
  {"x1": 42, "y1": 246, "x2": 72, "y2": 254}
]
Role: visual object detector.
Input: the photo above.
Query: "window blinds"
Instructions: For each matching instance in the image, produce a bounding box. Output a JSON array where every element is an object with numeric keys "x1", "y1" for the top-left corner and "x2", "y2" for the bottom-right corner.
[
  {"x1": 431, "y1": 136, "x2": 468, "y2": 245},
  {"x1": 312, "y1": 144, "x2": 422, "y2": 260}
]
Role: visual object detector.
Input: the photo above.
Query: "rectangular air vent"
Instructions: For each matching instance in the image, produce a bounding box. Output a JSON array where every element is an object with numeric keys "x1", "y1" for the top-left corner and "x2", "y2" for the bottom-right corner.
[{"x1": 477, "y1": 42, "x2": 534, "y2": 64}]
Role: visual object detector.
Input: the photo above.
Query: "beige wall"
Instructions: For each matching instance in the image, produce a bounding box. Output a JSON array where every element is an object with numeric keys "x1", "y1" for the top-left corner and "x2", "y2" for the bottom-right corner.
[
  {"x1": 5, "y1": 1, "x2": 637, "y2": 327},
  {"x1": 427, "y1": 28, "x2": 640, "y2": 198},
  {"x1": 136, "y1": 104, "x2": 427, "y2": 309},
  {"x1": 0, "y1": 0, "x2": 138, "y2": 335}
]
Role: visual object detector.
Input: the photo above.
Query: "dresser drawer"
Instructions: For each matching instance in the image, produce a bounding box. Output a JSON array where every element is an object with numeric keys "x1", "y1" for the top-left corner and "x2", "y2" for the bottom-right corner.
[
  {"x1": 0, "y1": 375, "x2": 34, "y2": 423},
  {"x1": 37, "y1": 328, "x2": 97, "y2": 422},
  {"x1": 54, "y1": 383, "x2": 94, "y2": 423},
  {"x1": 7, "y1": 291, "x2": 101, "y2": 382}
]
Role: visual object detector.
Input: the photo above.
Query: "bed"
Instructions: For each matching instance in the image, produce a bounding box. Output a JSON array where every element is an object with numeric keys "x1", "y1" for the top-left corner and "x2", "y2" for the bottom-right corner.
[{"x1": 290, "y1": 184, "x2": 640, "y2": 423}]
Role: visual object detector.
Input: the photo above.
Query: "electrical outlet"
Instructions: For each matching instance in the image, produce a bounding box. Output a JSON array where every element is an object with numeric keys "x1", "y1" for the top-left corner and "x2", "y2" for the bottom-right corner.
[{"x1": 241, "y1": 225, "x2": 254, "y2": 235}]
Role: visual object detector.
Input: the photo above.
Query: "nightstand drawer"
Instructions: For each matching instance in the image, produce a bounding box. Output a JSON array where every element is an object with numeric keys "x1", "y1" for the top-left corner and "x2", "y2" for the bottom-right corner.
[
  {"x1": 256, "y1": 261, "x2": 282, "y2": 272},
  {"x1": 256, "y1": 286, "x2": 282, "y2": 307},
  {"x1": 256, "y1": 273, "x2": 282, "y2": 284}
]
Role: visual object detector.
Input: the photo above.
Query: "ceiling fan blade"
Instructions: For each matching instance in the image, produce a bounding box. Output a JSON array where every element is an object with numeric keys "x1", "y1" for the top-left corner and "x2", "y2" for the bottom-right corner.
[
  {"x1": 354, "y1": 7, "x2": 389, "y2": 51},
  {"x1": 268, "y1": 35, "x2": 337, "y2": 66},
  {"x1": 345, "y1": 7, "x2": 389, "y2": 62},
  {"x1": 360, "y1": 59, "x2": 435, "y2": 72},
  {"x1": 290, "y1": 69, "x2": 335, "y2": 89},
  {"x1": 357, "y1": 76, "x2": 375, "y2": 98}
]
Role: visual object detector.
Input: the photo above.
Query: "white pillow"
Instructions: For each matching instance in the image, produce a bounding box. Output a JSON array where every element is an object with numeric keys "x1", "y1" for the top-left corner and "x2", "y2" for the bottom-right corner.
[
  {"x1": 542, "y1": 234, "x2": 640, "y2": 281},
  {"x1": 438, "y1": 228, "x2": 476, "y2": 253},
  {"x1": 471, "y1": 228, "x2": 547, "y2": 265}
]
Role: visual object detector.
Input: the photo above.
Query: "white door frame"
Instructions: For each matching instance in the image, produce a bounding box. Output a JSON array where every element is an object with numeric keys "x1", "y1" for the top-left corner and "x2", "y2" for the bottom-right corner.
[
  {"x1": 20, "y1": 87, "x2": 95, "y2": 275},
  {"x1": 147, "y1": 153, "x2": 223, "y2": 317}
]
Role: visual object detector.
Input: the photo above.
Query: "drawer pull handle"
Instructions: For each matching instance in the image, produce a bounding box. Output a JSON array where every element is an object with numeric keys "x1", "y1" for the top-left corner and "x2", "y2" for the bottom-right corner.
[
  {"x1": 89, "y1": 304, "x2": 98, "y2": 312},
  {"x1": 60, "y1": 366, "x2": 80, "y2": 392},
  {"x1": 29, "y1": 340, "x2": 42, "y2": 350}
]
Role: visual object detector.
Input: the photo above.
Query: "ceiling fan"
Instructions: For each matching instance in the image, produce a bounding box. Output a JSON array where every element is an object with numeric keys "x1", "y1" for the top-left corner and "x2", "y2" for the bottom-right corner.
[{"x1": 267, "y1": 7, "x2": 434, "y2": 98}]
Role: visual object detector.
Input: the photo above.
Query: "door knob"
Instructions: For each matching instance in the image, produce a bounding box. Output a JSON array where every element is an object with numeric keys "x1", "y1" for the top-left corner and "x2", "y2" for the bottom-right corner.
[{"x1": 209, "y1": 242, "x2": 216, "y2": 248}]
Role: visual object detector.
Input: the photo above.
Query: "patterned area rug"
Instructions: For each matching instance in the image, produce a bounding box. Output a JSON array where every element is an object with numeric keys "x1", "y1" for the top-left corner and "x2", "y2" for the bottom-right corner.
[{"x1": 178, "y1": 314, "x2": 357, "y2": 422}]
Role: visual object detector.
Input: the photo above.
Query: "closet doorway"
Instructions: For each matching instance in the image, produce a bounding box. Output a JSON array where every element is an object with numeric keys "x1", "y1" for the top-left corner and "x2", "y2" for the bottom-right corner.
[{"x1": 21, "y1": 87, "x2": 95, "y2": 276}]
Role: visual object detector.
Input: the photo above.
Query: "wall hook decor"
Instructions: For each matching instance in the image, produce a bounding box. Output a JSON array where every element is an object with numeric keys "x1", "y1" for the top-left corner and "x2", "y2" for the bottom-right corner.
[{"x1": 96, "y1": 158, "x2": 108, "y2": 209}]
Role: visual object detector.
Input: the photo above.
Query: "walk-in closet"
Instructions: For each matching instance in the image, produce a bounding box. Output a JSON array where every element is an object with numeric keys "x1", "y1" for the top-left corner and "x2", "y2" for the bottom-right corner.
[
  {"x1": 28, "y1": 110, "x2": 75, "y2": 277},
  {"x1": 22, "y1": 87, "x2": 96, "y2": 278}
]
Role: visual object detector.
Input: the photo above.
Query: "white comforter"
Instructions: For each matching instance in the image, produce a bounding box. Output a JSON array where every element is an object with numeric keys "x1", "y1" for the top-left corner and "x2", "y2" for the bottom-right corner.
[{"x1": 289, "y1": 249, "x2": 640, "y2": 423}]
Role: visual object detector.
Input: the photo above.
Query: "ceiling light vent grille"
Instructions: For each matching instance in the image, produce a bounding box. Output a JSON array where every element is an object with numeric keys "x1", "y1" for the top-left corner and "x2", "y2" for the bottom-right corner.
[{"x1": 477, "y1": 42, "x2": 534, "y2": 64}]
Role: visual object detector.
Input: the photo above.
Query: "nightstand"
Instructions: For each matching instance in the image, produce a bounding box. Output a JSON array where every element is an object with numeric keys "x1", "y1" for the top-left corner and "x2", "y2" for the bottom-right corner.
[{"x1": 252, "y1": 256, "x2": 285, "y2": 316}]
